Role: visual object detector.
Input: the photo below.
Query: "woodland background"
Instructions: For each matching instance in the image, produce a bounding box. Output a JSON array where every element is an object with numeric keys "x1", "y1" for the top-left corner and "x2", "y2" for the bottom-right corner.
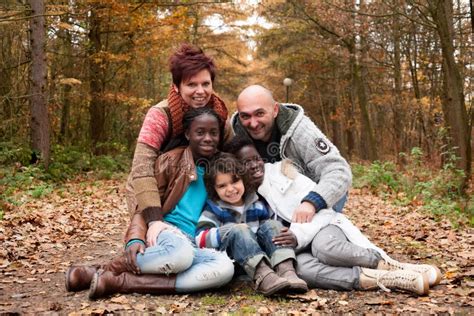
[
  {"x1": 0, "y1": 1, "x2": 473, "y2": 313},
  {"x1": 1, "y1": 0, "x2": 472, "y2": 223}
]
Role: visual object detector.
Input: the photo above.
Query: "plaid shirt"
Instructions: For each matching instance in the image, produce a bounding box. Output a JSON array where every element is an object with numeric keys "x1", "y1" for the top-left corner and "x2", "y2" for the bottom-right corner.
[{"x1": 195, "y1": 192, "x2": 270, "y2": 249}]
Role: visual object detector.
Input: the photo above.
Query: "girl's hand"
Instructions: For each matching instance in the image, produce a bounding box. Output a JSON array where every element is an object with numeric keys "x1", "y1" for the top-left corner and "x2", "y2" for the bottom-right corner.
[
  {"x1": 125, "y1": 242, "x2": 145, "y2": 274},
  {"x1": 272, "y1": 227, "x2": 298, "y2": 248},
  {"x1": 146, "y1": 221, "x2": 176, "y2": 247}
]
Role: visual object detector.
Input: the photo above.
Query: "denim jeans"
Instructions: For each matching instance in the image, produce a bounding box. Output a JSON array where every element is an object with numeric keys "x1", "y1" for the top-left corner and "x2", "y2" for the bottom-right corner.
[
  {"x1": 136, "y1": 230, "x2": 234, "y2": 293},
  {"x1": 296, "y1": 224, "x2": 381, "y2": 290},
  {"x1": 333, "y1": 193, "x2": 348, "y2": 213},
  {"x1": 220, "y1": 220, "x2": 295, "y2": 278}
]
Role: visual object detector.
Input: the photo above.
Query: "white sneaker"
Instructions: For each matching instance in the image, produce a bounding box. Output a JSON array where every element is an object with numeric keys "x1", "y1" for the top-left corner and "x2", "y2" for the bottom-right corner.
[
  {"x1": 360, "y1": 268, "x2": 429, "y2": 296},
  {"x1": 378, "y1": 257, "x2": 442, "y2": 286}
]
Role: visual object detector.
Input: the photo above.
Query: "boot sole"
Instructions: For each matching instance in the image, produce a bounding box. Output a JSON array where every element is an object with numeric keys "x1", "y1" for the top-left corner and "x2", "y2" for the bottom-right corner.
[
  {"x1": 420, "y1": 273, "x2": 430, "y2": 296},
  {"x1": 88, "y1": 272, "x2": 100, "y2": 300},
  {"x1": 288, "y1": 282, "x2": 309, "y2": 293},
  {"x1": 259, "y1": 280, "x2": 291, "y2": 296},
  {"x1": 429, "y1": 266, "x2": 442, "y2": 287},
  {"x1": 65, "y1": 267, "x2": 73, "y2": 292}
]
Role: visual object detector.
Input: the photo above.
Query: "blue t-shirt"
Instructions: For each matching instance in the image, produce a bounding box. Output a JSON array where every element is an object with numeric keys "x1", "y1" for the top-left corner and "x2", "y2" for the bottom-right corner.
[{"x1": 164, "y1": 166, "x2": 206, "y2": 237}]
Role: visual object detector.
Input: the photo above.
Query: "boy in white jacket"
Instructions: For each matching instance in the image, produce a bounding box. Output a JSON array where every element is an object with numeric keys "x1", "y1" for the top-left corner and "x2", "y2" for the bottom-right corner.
[{"x1": 225, "y1": 137, "x2": 441, "y2": 296}]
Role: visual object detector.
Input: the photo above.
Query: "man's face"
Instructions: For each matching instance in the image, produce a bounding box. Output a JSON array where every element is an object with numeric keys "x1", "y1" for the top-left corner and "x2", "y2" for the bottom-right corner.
[
  {"x1": 235, "y1": 145, "x2": 265, "y2": 188},
  {"x1": 237, "y1": 92, "x2": 278, "y2": 142}
]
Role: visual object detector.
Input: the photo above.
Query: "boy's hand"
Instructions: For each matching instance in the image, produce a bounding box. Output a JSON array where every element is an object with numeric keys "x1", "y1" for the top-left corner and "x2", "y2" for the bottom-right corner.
[
  {"x1": 292, "y1": 201, "x2": 316, "y2": 223},
  {"x1": 272, "y1": 227, "x2": 297, "y2": 248}
]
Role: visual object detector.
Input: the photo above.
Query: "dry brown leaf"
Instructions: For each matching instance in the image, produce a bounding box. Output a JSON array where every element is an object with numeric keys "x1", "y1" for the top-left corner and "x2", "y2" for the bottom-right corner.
[{"x1": 365, "y1": 298, "x2": 393, "y2": 305}]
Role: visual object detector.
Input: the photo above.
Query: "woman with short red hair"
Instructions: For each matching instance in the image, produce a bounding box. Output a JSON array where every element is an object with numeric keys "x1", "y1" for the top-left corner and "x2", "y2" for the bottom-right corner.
[{"x1": 125, "y1": 43, "x2": 228, "y2": 222}]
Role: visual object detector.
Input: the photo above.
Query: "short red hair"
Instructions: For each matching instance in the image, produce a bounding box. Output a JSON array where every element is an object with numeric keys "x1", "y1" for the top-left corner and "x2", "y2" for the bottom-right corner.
[{"x1": 169, "y1": 43, "x2": 216, "y2": 86}]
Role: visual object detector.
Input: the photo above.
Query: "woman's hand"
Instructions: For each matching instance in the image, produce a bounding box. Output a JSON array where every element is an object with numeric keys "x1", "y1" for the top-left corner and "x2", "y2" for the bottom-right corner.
[
  {"x1": 125, "y1": 242, "x2": 145, "y2": 274},
  {"x1": 291, "y1": 201, "x2": 316, "y2": 223},
  {"x1": 272, "y1": 227, "x2": 298, "y2": 248},
  {"x1": 146, "y1": 221, "x2": 176, "y2": 247}
]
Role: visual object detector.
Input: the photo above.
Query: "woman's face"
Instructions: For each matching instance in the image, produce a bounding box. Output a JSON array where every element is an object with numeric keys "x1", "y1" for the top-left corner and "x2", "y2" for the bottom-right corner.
[
  {"x1": 175, "y1": 69, "x2": 213, "y2": 108},
  {"x1": 185, "y1": 114, "x2": 220, "y2": 159}
]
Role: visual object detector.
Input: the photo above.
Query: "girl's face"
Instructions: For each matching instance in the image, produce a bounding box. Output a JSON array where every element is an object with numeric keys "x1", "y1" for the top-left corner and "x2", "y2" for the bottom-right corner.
[
  {"x1": 174, "y1": 69, "x2": 213, "y2": 108},
  {"x1": 214, "y1": 172, "x2": 245, "y2": 206},
  {"x1": 185, "y1": 114, "x2": 220, "y2": 159}
]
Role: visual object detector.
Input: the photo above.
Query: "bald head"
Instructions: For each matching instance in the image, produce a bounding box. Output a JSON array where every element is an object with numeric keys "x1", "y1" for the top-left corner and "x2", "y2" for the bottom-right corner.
[
  {"x1": 237, "y1": 85, "x2": 275, "y2": 107},
  {"x1": 236, "y1": 85, "x2": 279, "y2": 142}
]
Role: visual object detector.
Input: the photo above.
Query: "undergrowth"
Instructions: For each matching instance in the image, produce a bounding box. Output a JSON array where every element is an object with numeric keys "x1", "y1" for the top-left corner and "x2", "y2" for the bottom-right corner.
[
  {"x1": 0, "y1": 142, "x2": 130, "y2": 219},
  {"x1": 352, "y1": 147, "x2": 473, "y2": 228}
]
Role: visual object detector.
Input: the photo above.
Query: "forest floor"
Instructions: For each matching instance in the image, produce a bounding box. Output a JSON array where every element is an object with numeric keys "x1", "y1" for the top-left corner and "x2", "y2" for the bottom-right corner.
[{"x1": 0, "y1": 177, "x2": 473, "y2": 315}]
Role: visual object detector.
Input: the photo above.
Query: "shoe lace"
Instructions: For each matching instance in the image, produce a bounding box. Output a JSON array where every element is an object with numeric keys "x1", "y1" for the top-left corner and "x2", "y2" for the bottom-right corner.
[
  {"x1": 376, "y1": 271, "x2": 418, "y2": 292},
  {"x1": 385, "y1": 257, "x2": 404, "y2": 270},
  {"x1": 386, "y1": 258, "x2": 429, "y2": 274}
]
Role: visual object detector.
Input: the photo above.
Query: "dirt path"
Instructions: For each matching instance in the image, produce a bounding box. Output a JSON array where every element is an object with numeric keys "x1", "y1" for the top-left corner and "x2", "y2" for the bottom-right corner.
[{"x1": 1, "y1": 178, "x2": 473, "y2": 314}]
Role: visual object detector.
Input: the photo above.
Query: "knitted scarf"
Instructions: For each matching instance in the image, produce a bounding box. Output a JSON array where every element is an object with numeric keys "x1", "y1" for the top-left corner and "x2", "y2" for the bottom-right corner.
[{"x1": 167, "y1": 86, "x2": 228, "y2": 138}]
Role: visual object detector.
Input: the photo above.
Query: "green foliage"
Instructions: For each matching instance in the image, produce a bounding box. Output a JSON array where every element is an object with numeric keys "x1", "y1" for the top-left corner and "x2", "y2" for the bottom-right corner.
[
  {"x1": 29, "y1": 184, "x2": 54, "y2": 199},
  {"x1": 0, "y1": 143, "x2": 130, "y2": 211},
  {"x1": 201, "y1": 294, "x2": 227, "y2": 305},
  {"x1": 0, "y1": 141, "x2": 32, "y2": 165},
  {"x1": 352, "y1": 161, "x2": 400, "y2": 197},
  {"x1": 353, "y1": 147, "x2": 472, "y2": 227}
]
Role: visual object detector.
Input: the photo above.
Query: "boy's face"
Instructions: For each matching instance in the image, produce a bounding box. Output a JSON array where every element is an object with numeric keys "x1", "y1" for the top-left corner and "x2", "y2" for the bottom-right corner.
[
  {"x1": 214, "y1": 172, "x2": 245, "y2": 206},
  {"x1": 235, "y1": 145, "x2": 265, "y2": 188}
]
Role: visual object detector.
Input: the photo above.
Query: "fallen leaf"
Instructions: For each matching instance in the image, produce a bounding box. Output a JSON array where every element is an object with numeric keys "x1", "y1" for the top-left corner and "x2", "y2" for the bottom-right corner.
[
  {"x1": 257, "y1": 306, "x2": 271, "y2": 314},
  {"x1": 365, "y1": 299, "x2": 393, "y2": 305},
  {"x1": 110, "y1": 295, "x2": 129, "y2": 304}
]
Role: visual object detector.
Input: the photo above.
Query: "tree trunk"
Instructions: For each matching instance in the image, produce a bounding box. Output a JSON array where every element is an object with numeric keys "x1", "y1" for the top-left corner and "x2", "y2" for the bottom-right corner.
[
  {"x1": 58, "y1": 11, "x2": 73, "y2": 144},
  {"x1": 429, "y1": 0, "x2": 471, "y2": 187},
  {"x1": 392, "y1": 3, "x2": 404, "y2": 160},
  {"x1": 350, "y1": 42, "x2": 378, "y2": 161},
  {"x1": 28, "y1": 0, "x2": 50, "y2": 168},
  {"x1": 88, "y1": 6, "x2": 106, "y2": 154},
  {"x1": 350, "y1": 0, "x2": 377, "y2": 161}
]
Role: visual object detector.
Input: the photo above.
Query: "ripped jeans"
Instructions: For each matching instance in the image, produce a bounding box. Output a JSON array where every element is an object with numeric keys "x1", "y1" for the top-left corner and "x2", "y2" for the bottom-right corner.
[{"x1": 136, "y1": 230, "x2": 234, "y2": 293}]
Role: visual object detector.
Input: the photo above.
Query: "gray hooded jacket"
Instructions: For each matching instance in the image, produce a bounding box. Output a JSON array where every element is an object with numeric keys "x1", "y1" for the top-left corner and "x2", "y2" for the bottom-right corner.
[{"x1": 231, "y1": 103, "x2": 352, "y2": 208}]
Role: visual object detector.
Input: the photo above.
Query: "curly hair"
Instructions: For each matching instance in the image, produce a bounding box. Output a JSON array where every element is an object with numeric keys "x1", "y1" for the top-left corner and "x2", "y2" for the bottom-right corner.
[
  {"x1": 169, "y1": 43, "x2": 216, "y2": 86},
  {"x1": 223, "y1": 135, "x2": 255, "y2": 155},
  {"x1": 204, "y1": 152, "x2": 251, "y2": 202}
]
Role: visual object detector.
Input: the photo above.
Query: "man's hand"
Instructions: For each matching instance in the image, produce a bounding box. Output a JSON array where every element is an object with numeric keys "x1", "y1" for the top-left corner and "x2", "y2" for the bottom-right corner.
[
  {"x1": 125, "y1": 242, "x2": 145, "y2": 274},
  {"x1": 272, "y1": 227, "x2": 298, "y2": 248},
  {"x1": 146, "y1": 220, "x2": 176, "y2": 247},
  {"x1": 291, "y1": 201, "x2": 316, "y2": 223}
]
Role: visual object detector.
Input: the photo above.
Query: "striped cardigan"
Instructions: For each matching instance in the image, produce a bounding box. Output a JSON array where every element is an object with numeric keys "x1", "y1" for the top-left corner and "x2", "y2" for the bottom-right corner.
[{"x1": 195, "y1": 192, "x2": 270, "y2": 249}]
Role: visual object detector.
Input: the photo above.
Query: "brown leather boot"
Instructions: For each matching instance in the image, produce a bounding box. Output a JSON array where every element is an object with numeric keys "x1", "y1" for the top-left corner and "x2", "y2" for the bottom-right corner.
[
  {"x1": 253, "y1": 260, "x2": 291, "y2": 296},
  {"x1": 275, "y1": 259, "x2": 308, "y2": 293},
  {"x1": 65, "y1": 255, "x2": 129, "y2": 292},
  {"x1": 89, "y1": 270, "x2": 177, "y2": 299},
  {"x1": 65, "y1": 265, "x2": 99, "y2": 292}
]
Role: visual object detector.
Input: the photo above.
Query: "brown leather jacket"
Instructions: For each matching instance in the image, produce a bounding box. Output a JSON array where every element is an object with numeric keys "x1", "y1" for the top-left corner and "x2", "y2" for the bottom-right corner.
[{"x1": 124, "y1": 146, "x2": 199, "y2": 243}]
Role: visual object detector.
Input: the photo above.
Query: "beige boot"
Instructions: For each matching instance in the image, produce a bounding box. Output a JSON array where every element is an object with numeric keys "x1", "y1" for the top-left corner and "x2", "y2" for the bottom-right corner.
[
  {"x1": 253, "y1": 260, "x2": 291, "y2": 296},
  {"x1": 359, "y1": 268, "x2": 429, "y2": 296},
  {"x1": 275, "y1": 259, "x2": 308, "y2": 293},
  {"x1": 377, "y1": 257, "x2": 441, "y2": 286}
]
